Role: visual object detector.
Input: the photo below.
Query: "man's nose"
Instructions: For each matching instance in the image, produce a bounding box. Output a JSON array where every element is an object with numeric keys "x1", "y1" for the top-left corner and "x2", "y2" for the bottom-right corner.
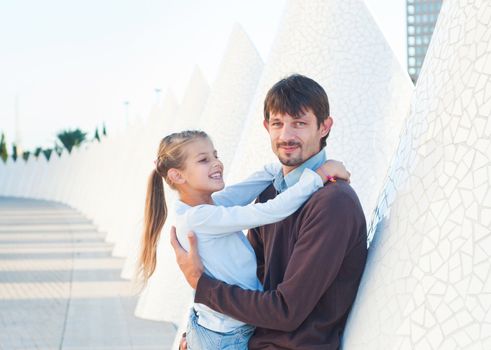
[{"x1": 278, "y1": 124, "x2": 295, "y2": 141}]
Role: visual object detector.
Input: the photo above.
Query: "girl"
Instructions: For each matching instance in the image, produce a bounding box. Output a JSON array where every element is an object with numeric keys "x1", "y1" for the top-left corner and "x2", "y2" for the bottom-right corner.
[{"x1": 139, "y1": 130, "x2": 350, "y2": 349}]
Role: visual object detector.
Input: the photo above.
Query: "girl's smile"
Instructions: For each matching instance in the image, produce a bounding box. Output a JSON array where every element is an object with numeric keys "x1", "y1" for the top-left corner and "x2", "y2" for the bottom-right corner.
[{"x1": 170, "y1": 137, "x2": 225, "y2": 206}]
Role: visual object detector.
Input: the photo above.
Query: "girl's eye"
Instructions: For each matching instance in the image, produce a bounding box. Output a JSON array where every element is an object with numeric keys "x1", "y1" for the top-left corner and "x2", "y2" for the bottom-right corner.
[{"x1": 199, "y1": 158, "x2": 208, "y2": 163}]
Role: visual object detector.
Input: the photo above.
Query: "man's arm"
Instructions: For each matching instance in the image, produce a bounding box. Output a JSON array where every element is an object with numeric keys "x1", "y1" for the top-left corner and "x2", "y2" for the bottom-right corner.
[{"x1": 171, "y1": 187, "x2": 364, "y2": 331}]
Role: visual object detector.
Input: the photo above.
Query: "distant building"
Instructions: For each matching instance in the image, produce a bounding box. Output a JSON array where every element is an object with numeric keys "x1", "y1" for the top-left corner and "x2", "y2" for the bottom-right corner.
[{"x1": 406, "y1": 0, "x2": 443, "y2": 82}]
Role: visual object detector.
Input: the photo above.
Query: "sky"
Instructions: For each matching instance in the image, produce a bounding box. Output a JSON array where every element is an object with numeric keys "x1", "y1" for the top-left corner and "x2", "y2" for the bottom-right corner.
[{"x1": 0, "y1": 0, "x2": 406, "y2": 151}]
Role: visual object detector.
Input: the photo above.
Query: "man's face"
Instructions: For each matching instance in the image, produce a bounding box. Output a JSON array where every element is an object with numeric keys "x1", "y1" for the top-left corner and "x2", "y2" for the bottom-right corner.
[{"x1": 264, "y1": 109, "x2": 332, "y2": 174}]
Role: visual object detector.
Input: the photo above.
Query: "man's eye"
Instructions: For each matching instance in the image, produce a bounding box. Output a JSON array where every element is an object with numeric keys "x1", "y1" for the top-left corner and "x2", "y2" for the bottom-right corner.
[{"x1": 295, "y1": 122, "x2": 306, "y2": 126}]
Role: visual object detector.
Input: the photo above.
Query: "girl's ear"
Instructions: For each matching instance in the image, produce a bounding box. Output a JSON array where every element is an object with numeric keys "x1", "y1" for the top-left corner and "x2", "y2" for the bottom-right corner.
[{"x1": 167, "y1": 168, "x2": 185, "y2": 185}]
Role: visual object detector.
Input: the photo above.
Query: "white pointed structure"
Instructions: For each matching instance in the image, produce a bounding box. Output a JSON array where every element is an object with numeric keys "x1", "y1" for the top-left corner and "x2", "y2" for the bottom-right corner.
[
  {"x1": 119, "y1": 91, "x2": 180, "y2": 272},
  {"x1": 0, "y1": 159, "x2": 8, "y2": 194},
  {"x1": 344, "y1": 1, "x2": 491, "y2": 348},
  {"x1": 170, "y1": 67, "x2": 210, "y2": 132},
  {"x1": 134, "y1": 73, "x2": 210, "y2": 321},
  {"x1": 199, "y1": 24, "x2": 264, "y2": 173},
  {"x1": 134, "y1": 25, "x2": 264, "y2": 324},
  {"x1": 229, "y1": 0, "x2": 413, "y2": 220}
]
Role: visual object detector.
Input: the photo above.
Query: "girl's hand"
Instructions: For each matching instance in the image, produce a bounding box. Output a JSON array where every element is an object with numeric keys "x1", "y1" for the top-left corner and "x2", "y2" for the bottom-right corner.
[{"x1": 316, "y1": 160, "x2": 351, "y2": 184}]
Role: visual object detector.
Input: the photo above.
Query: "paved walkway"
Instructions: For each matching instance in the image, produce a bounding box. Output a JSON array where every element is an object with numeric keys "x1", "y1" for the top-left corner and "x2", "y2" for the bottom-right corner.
[{"x1": 0, "y1": 197, "x2": 175, "y2": 350}]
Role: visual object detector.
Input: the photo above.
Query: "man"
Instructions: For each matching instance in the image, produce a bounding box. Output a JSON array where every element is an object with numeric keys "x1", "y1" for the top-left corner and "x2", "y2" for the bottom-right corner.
[{"x1": 171, "y1": 74, "x2": 368, "y2": 349}]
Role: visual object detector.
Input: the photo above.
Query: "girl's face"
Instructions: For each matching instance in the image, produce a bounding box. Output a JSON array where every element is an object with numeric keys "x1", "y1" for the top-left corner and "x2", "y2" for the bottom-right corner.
[{"x1": 178, "y1": 137, "x2": 225, "y2": 196}]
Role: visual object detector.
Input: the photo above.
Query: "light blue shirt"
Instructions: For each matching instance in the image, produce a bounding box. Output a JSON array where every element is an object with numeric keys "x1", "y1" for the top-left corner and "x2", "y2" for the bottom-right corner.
[
  {"x1": 273, "y1": 149, "x2": 327, "y2": 192},
  {"x1": 173, "y1": 164, "x2": 324, "y2": 333}
]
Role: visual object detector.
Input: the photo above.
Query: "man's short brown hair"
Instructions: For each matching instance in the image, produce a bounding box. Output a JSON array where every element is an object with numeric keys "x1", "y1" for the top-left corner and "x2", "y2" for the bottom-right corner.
[{"x1": 264, "y1": 74, "x2": 330, "y2": 148}]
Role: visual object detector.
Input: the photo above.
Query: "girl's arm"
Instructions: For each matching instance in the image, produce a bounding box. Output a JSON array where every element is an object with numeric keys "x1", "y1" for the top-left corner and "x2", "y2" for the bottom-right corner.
[
  {"x1": 185, "y1": 168, "x2": 324, "y2": 235},
  {"x1": 211, "y1": 163, "x2": 280, "y2": 207}
]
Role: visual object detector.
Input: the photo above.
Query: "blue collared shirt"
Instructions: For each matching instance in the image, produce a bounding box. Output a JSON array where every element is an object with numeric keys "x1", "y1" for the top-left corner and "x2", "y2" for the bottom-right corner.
[{"x1": 273, "y1": 149, "x2": 327, "y2": 193}]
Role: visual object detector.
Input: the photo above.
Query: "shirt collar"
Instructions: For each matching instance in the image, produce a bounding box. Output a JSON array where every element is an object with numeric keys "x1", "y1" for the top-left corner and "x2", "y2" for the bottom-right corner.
[{"x1": 273, "y1": 149, "x2": 327, "y2": 192}]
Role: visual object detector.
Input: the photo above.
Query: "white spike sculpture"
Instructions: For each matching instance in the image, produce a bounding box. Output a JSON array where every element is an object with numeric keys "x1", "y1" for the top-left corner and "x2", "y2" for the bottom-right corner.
[
  {"x1": 119, "y1": 92, "x2": 180, "y2": 278},
  {"x1": 343, "y1": 1, "x2": 491, "y2": 349},
  {"x1": 229, "y1": 0, "x2": 413, "y2": 221},
  {"x1": 170, "y1": 67, "x2": 210, "y2": 133},
  {"x1": 0, "y1": 158, "x2": 9, "y2": 194},
  {"x1": 25, "y1": 156, "x2": 47, "y2": 199},
  {"x1": 11, "y1": 158, "x2": 28, "y2": 197},
  {"x1": 135, "y1": 25, "x2": 264, "y2": 324},
  {"x1": 199, "y1": 24, "x2": 264, "y2": 173},
  {"x1": 134, "y1": 72, "x2": 210, "y2": 321},
  {"x1": 115, "y1": 93, "x2": 179, "y2": 260}
]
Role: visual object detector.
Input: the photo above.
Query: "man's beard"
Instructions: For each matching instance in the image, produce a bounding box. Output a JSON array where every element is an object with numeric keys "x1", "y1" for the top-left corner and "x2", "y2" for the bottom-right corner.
[
  {"x1": 279, "y1": 155, "x2": 304, "y2": 166},
  {"x1": 276, "y1": 141, "x2": 304, "y2": 166}
]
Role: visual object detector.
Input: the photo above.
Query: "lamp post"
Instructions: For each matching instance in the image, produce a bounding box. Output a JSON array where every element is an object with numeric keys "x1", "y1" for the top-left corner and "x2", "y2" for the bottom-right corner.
[
  {"x1": 123, "y1": 100, "x2": 129, "y2": 127},
  {"x1": 14, "y1": 94, "x2": 23, "y2": 156},
  {"x1": 154, "y1": 88, "x2": 161, "y2": 105}
]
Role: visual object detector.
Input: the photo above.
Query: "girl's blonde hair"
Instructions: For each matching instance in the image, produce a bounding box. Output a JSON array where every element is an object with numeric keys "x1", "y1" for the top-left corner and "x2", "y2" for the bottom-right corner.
[{"x1": 139, "y1": 130, "x2": 209, "y2": 284}]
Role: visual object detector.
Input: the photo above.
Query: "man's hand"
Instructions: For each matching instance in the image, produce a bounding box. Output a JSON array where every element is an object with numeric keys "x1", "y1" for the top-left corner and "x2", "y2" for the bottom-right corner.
[
  {"x1": 179, "y1": 332, "x2": 187, "y2": 350},
  {"x1": 170, "y1": 226, "x2": 204, "y2": 289}
]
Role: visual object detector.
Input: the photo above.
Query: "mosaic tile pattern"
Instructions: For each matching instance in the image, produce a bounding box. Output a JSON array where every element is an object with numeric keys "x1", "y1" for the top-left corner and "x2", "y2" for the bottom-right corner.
[
  {"x1": 228, "y1": 0, "x2": 414, "y2": 220},
  {"x1": 1, "y1": 1, "x2": 490, "y2": 346},
  {"x1": 343, "y1": 1, "x2": 491, "y2": 348}
]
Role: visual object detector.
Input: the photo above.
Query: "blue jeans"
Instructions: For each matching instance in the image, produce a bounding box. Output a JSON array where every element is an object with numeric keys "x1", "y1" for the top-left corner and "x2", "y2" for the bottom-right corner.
[{"x1": 186, "y1": 309, "x2": 254, "y2": 350}]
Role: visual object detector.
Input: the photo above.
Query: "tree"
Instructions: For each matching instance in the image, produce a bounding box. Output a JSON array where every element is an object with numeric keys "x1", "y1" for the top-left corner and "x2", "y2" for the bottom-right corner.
[
  {"x1": 56, "y1": 129, "x2": 87, "y2": 153},
  {"x1": 43, "y1": 148, "x2": 53, "y2": 161},
  {"x1": 12, "y1": 143, "x2": 18, "y2": 161},
  {"x1": 54, "y1": 143, "x2": 64, "y2": 156},
  {"x1": 22, "y1": 151, "x2": 30, "y2": 161},
  {"x1": 34, "y1": 147, "x2": 43, "y2": 158},
  {"x1": 94, "y1": 127, "x2": 101, "y2": 142},
  {"x1": 0, "y1": 133, "x2": 8, "y2": 163},
  {"x1": 102, "y1": 123, "x2": 107, "y2": 136}
]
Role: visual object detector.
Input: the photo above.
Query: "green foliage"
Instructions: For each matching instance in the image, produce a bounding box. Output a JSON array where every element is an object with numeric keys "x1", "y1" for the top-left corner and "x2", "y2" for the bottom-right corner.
[
  {"x1": 34, "y1": 147, "x2": 43, "y2": 158},
  {"x1": 54, "y1": 143, "x2": 64, "y2": 156},
  {"x1": 43, "y1": 148, "x2": 53, "y2": 161},
  {"x1": 56, "y1": 128, "x2": 87, "y2": 153},
  {"x1": 2, "y1": 124, "x2": 106, "y2": 164},
  {"x1": 94, "y1": 127, "x2": 101, "y2": 142},
  {"x1": 12, "y1": 143, "x2": 18, "y2": 161},
  {"x1": 0, "y1": 133, "x2": 8, "y2": 163},
  {"x1": 22, "y1": 151, "x2": 30, "y2": 161}
]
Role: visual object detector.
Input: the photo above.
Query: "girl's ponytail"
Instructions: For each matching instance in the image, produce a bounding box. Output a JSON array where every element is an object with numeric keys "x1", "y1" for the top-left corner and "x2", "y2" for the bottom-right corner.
[
  {"x1": 138, "y1": 130, "x2": 208, "y2": 285},
  {"x1": 139, "y1": 169, "x2": 167, "y2": 284}
]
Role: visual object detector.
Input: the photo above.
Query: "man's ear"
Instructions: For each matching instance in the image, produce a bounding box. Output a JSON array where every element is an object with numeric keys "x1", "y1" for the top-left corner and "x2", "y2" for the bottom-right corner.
[
  {"x1": 167, "y1": 168, "x2": 185, "y2": 185},
  {"x1": 263, "y1": 119, "x2": 269, "y2": 131},
  {"x1": 320, "y1": 116, "x2": 333, "y2": 137}
]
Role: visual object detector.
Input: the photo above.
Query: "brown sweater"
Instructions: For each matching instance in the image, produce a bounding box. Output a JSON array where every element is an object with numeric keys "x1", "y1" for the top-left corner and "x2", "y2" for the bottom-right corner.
[{"x1": 195, "y1": 180, "x2": 367, "y2": 349}]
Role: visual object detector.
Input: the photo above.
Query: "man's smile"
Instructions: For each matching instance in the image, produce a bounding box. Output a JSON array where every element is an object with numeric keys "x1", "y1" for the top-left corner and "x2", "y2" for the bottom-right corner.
[{"x1": 278, "y1": 143, "x2": 301, "y2": 154}]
